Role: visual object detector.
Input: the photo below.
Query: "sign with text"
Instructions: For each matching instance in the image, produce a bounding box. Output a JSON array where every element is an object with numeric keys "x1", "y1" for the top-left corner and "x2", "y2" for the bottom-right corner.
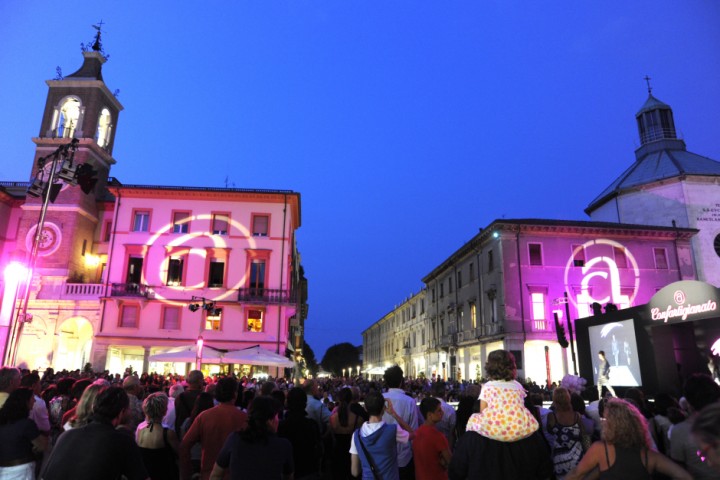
[{"x1": 648, "y1": 281, "x2": 720, "y2": 324}]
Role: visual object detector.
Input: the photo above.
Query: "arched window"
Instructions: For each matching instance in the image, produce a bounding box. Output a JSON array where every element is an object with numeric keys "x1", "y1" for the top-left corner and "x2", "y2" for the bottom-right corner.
[
  {"x1": 96, "y1": 107, "x2": 112, "y2": 147},
  {"x1": 55, "y1": 97, "x2": 81, "y2": 138}
]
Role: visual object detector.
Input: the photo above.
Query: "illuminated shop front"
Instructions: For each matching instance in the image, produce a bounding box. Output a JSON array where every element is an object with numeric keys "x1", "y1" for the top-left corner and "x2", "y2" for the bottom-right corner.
[{"x1": 576, "y1": 280, "x2": 720, "y2": 396}]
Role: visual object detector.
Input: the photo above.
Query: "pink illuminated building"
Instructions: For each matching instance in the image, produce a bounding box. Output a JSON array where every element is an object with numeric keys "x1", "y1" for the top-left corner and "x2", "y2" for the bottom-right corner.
[{"x1": 0, "y1": 36, "x2": 306, "y2": 375}]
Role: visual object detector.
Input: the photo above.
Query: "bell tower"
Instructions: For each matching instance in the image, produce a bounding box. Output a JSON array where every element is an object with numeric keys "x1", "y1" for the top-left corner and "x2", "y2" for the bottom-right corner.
[{"x1": 18, "y1": 26, "x2": 123, "y2": 281}]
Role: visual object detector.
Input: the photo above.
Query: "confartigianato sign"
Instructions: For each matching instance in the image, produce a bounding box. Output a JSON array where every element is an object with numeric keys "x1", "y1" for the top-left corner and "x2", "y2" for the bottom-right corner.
[{"x1": 648, "y1": 281, "x2": 720, "y2": 324}]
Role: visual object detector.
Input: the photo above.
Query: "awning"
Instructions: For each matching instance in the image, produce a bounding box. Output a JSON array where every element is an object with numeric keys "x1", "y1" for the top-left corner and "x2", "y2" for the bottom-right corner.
[
  {"x1": 148, "y1": 344, "x2": 225, "y2": 364},
  {"x1": 223, "y1": 345, "x2": 294, "y2": 368}
]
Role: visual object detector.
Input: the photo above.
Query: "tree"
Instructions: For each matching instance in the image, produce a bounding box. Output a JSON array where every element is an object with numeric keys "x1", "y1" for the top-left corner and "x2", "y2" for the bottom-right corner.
[
  {"x1": 303, "y1": 340, "x2": 319, "y2": 377},
  {"x1": 321, "y1": 342, "x2": 361, "y2": 377}
]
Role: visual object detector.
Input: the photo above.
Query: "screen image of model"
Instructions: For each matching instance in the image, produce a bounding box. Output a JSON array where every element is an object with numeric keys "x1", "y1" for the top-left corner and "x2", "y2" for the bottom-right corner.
[{"x1": 588, "y1": 319, "x2": 641, "y2": 387}]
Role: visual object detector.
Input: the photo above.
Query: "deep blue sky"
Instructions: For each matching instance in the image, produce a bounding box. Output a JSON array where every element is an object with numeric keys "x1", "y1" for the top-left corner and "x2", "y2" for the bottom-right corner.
[{"x1": 1, "y1": 2, "x2": 719, "y2": 360}]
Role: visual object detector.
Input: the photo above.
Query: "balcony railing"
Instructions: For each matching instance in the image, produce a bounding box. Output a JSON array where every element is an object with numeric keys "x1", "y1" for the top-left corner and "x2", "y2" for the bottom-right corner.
[
  {"x1": 237, "y1": 288, "x2": 294, "y2": 304},
  {"x1": 63, "y1": 283, "x2": 105, "y2": 299},
  {"x1": 111, "y1": 283, "x2": 150, "y2": 297}
]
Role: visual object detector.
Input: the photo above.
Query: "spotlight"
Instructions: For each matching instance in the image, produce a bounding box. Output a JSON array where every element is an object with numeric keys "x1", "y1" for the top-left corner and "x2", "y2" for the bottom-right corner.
[
  {"x1": 27, "y1": 177, "x2": 46, "y2": 198},
  {"x1": 57, "y1": 159, "x2": 78, "y2": 184},
  {"x1": 189, "y1": 303, "x2": 200, "y2": 312},
  {"x1": 209, "y1": 307, "x2": 222, "y2": 316},
  {"x1": 75, "y1": 163, "x2": 99, "y2": 194},
  {"x1": 203, "y1": 302, "x2": 215, "y2": 312}
]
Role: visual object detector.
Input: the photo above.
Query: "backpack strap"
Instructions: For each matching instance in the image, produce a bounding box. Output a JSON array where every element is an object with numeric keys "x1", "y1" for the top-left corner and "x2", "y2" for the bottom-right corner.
[{"x1": 356, "y1": 428, "x2": 382, "y2": 480}]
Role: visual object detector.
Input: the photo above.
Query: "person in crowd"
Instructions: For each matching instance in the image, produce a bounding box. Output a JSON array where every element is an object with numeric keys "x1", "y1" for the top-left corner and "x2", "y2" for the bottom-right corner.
[
  {"x1": 649, "y1": 392, "x2": 681, "y2": 456},
  {"x1": 597, "y1": 351, "x2": 616, "y2": 398},
  {"x1": 669, "y1": 373, "x2": 720, "y2": 480},
  {"x1": 303, "y1": 379, "x2": 332, "y2": 436},
  {"x1": 413, "y1": 397, "x2": 451, "y2": 480},
  {"x1": 278, "y1": 387, "x2": 323, "y2": 480},
  {"x1": 328, "y1": 387, "x2": 360, "y2": 479},
  {"x1": 0, "y1": 366, "x2": 21, "y2": 408},
  {"x1": 261, "y1": 380, "x2": 278, "y2": 396},
  {"x1": 60, "y1": 378, "x2": 92, "y2": 427},
  {"x1": 136, "y1": 392, "x2": 179, "y2": 480},
  {"x1": 162, "y1": 383, "x2": 183, "y2": 431},
  {"x1": 64, "y1": 380, "x2": 107, "y2": 430},
  {"x1": 431, "y1": 381, "x2": 457, "y2": 449},
  {"x1": 350, "y1": 386, "x2": 369, "y2": 422},
  {"x1": 179, "y1": 376, "x2": 247, "y2": 480},
  {"x1": 122, "y1": 375, "x2": 145, "y2": 432},
  {"x1": 454, "y1": 384, "x2": 480, "y2": 440},
  {"x1": 179, "y1": 392, "x2": 215, "y2": 476},
  {"x1": 351, "y1": 391, "x2": 413, "y2": 480},
  {"x1": 0, "y1": 387, "x2": 48, "y2": 479},
  {"x1": 546, "y1": 387, "x2": 586, "y2": 479},
  {"x1": 21, "y1": 372, "x2": 50, "y2": 434},
  {"x1": 691, "y1": 402, "x2": 720, "y2": 474},
  {"x1": 175, "y1": 370, "x2": 204, "y2": 434},
  {"x1": 210, "y1": 396, "x2": 293, "y2": 480},
  {"x1": 570, "y1": 392, "x2": 596, "y2": 441},
  {"x1": 566, "y1": 398, "x2": 691, "y2": 479},
  {"x1": 383, "y1": 365, "x2": 420, "y2": 480},
  {"x1": 465, "y1": 350, "x2": 538, "y2": 442},
  {"x1": 48, "y1": 377, "x2": 74, "y2": 444},
  {"x1": 41, "y1": 386, "x2": 149, "y2": 480}
]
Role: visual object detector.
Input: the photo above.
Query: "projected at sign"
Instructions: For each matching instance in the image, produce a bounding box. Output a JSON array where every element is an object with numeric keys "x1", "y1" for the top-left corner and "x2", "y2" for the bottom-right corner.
[{"x1": 588, "y1": 319, "x2": 641, "y2": 387}]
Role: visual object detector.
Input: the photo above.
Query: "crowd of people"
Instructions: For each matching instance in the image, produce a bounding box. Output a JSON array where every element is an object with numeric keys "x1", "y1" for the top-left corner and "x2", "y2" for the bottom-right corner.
[{"x1": 0, "y1": 350, "x2": 719, "y2": 479}]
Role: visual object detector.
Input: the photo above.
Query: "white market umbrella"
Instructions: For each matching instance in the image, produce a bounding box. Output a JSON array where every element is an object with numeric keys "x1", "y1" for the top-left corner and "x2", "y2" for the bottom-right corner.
[
  {"x1": 148, "y1": 344, "x2": 225, "y2": 364},
  {"x1": 363, "y1": 366, "x2": 386, "y2": 375},
  {"x1": 223, "y1": 345, "x2": 294, "y2": 368}
]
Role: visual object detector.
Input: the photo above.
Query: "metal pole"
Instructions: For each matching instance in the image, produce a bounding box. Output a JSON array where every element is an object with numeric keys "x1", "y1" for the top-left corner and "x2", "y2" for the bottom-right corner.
[{"x1": 564, "y1": 291, "x2": 578, "y2": 375}]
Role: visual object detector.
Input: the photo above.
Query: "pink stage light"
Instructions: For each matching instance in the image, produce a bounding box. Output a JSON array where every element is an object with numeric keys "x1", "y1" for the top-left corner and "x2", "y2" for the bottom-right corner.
[{"x1": 3, "y1": 262, "x2": 28, "y2": 281}]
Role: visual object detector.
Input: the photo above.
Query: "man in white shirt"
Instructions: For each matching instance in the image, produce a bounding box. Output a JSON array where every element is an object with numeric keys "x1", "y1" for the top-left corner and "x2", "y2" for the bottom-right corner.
[
  {"x1": 21, "y1": 372, "x2": 51, "y2": 433},
  {"x1": 383, "y1": 365, "x2": 420, "y2": 480}
]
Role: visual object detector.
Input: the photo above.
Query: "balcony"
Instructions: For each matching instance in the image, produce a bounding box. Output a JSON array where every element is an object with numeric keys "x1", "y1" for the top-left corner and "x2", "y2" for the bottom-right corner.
[
  {"x1": 63, "y1": 283, "x2": 105, "y2": 299},
  {"x1": 110, "y1": 283, "x2": 151, "y2": 298},
  {"x1": 237, "y1": 288, "x2": 295, "y2": 305}
]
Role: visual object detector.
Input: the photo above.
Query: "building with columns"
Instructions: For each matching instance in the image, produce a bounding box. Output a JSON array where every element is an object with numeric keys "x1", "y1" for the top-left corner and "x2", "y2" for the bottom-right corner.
[{"x1": 0, "y1": 34, "x2": 307, "y2": 375}]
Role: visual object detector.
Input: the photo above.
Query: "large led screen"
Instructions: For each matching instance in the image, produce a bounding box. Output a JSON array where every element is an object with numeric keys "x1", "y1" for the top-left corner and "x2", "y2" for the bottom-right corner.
[{"x1": 588, "y1": 319, "x2": 642, "y2": 387}]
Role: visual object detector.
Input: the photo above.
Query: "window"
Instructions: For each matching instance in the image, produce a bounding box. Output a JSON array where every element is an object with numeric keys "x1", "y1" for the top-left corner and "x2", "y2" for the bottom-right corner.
[
  {"x1": 457, "y1": 271, "x2": 462, "y2": 289},
  {"x1": 421, "y1": 299, "x2": 425, "y2": 314},
  {"x1": 247, "y1": 309, "x2": 264, "y2": 332},
  {"x1": 166, "y1": 257, "x2": 184, "y2": 286},
  {"x1": 103, "y1": 221, "x2": 112, "y2": 242},
  {"x1": 654, "y1": 248, "x2": 668, "y2": 269},
  {"x1": 126, "y1": 257, "x2": 143, "y2": 284},
  {"x1": 250, "y1": 260, "x2": 266, "y2": 293},
  {"x1": 205, "y1": 308, "x2": 222, "y2": 331},
  {"x1": 208, "y1": 261, "x2": 225, "y2": 287},
  {"x1": 212, "y1": 214, "x2": 229, "y2": 235},
  {"x1": 133, "y1": 211, "x2": 150, "y2": 232},
  {"x1": 432, "y1": 289, "x2": 436, "y2": 303},
  {"x1": 529, "y1": 243, "x2": 543, "y2": 266},
  {"x1": 470, "y1": 303, "x2": 477, "y2": 329},
  {"x1": 55, "y1": 97, "x2": 80, "y2": 138},
  {"x1": 614, "y1": 247, "x2": 628, "y2": 268},
  {"x1": 572, "y1": 244, "x2": 585, "y2": 267},
  {"x1": 469, "y1": 263, "x2": 475, "y2": 282},
  {"x1": 119, "y1": 305, "x2": 139, "y2": 328},
  {"x1": 162, "y1": 306, "x2": 180, "y2": 330},
  {"x1": 172, "y1": 211, "x2": 190, "y2": 234},
  {"x1": 440, "y1": 283, "x2": 444, "y2": 298},
  {"x1": 252, "y1": 215, "x2": 269, "y2": 237},
  {"x1": 488, "y1": 250, "x2": 494, "y2": 272},
  {"x1": 448, "y1": 277, "x2": 453, "y2": 293},
  {"x1": 531, "y1": 292, "x2": 547, "y2": 330},
  {"x1": 96, "y1": 107, "x2": 112, "y2": 147}
]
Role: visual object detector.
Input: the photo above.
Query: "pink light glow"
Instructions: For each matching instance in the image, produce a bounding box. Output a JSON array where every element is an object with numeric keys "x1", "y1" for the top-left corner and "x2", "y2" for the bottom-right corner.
[{"x1": 3, "y1": 262, "x2": 28, "y2": 281}]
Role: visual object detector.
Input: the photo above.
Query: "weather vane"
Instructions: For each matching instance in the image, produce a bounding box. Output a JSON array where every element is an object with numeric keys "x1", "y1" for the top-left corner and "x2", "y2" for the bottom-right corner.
[
  {"x1": 81, "y1": 20, "x2": 109, "y2": 60},
  {"x1": 644, "y1": 75, "x2": 652, "y2": 95}
]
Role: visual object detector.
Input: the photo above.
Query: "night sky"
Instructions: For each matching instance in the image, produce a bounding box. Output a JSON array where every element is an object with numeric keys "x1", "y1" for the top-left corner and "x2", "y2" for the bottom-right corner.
[{"x1": 1, "y1": 2, "x2": 719, "y2": 360}]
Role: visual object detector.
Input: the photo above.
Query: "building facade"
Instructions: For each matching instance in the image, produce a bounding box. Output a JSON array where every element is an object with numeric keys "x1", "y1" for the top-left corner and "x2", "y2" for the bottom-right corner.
[
  {"x1": 0, "y1": 36, "x2": 307, "y2": 375},
  {"x1": 364, "y1": 219, "x2": 697, "y2": 384}
]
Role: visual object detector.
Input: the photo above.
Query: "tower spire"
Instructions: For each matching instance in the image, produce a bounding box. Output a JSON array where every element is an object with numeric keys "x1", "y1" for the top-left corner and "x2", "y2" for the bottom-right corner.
[{"x1": 643, "y1": 75, "x2": 652, "y2": 95}]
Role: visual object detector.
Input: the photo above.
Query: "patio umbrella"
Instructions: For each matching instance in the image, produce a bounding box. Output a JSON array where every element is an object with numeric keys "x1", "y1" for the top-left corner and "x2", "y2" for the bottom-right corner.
[
  {"x1": 148, "y1": 344, "x2": 225, "y2": 364},
  {"x1": 223, "y1": 345, "x2": 294, "y2": 368},
  {"x1": 363, "y1": 366, "x2": 387, "y2": 375}
]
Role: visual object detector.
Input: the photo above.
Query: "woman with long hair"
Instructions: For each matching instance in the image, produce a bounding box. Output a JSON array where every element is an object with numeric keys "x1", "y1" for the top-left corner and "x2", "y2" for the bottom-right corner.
[
  {"x1": 64, "y1": 380, "x2": 108, "y2": 430},
  {"x1": 547, "y1": 387, "x2": 585, "y2": 479},
  {"x1": 0, "y1": 387, "x2": 48, "y2": 479},
  {"x1": 566, "y1": 398, "x2": 691, "y2": 479},
  {"x1": 329, "y1": 388, "x2": 360, "y2": 479},
  {"x1": 135, "y1": 392, "x2": 179, "y2": 480},
  {"x1": 210, "y1": 396, "x2": 293, "y2": 480}
]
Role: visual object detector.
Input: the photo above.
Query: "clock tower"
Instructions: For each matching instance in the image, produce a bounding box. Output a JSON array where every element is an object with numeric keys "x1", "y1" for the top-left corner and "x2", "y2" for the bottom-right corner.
[{"x1": 17, "y1": 29, "x2": 123, "y2": 281}]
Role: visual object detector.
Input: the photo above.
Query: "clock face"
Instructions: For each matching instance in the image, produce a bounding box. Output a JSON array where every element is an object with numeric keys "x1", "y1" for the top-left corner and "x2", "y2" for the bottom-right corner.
[{"x1": 25, "y1": 222, "x2": 62, "y2": 256}]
